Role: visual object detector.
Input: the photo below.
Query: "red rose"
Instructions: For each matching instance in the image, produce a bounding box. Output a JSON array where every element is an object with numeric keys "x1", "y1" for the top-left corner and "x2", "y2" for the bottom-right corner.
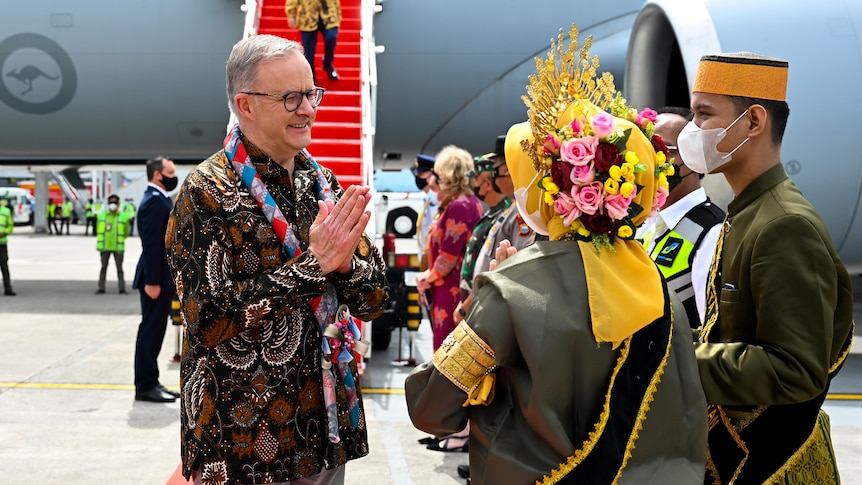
[
  {"x1": 651, "y1": 134, "x2": 668, "y2": 155},
  {"x1": 594, "y1": 142, "x2": 621, "y2": 172},
  {"x1": 581, "y1": 212, "x2": 615, "y2": 235},
  {"x1": 550, "y1": 161, "x2": 574, "y2": 191}
]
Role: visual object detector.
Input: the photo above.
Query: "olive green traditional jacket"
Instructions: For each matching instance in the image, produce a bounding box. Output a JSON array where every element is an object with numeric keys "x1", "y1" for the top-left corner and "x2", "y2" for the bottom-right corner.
[
  {"x1": 695, "y1": 163, "x2": 854, "y2": 484},
  {"x1": 406, "y1": 241, "x2": 708, "y2": 485}
]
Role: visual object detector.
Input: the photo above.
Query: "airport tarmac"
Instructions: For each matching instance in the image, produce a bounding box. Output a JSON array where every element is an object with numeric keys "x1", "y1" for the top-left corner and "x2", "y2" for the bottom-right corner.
[{"x1": 1, "y1": 224, "x2": 861, "y2": 484}]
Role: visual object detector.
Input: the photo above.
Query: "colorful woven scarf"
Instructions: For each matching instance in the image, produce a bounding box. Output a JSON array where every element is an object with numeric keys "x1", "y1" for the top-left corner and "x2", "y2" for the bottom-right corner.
[{"x1": 224, "y1": 124, "x2": 360, "y2": 443}]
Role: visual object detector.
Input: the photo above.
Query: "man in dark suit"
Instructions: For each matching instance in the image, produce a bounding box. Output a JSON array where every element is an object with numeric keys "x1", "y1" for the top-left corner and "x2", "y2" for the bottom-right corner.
[{"x1": 132, "y1": 156, "x2": 179, "y2": 403}]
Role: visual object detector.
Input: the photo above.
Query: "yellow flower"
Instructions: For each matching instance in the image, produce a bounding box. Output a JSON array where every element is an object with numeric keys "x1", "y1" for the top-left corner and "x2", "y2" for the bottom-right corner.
[
  {"x1": 575, "y1": 221, "x2": 590, "y2": 237},
  {"x1": 617, "y1": 225, "x2": 633, "y2": 238},
  {"x1": 625, "y1": 151, "x2": 639, "y2": 165},
  {"x1": 608, "y1": 165, "x2": 621, "y2": 181},
  {"x1": 620, "y1": 163, "x2": 635, "y2": 181},
  {"x1": 544, "y1": 191, "x2": 555, "y2": 205},
  {"x1": 604, "y1": 178, "x2": 619, "y2": 194},
  {"x1": 543, "y1": 177, "x2": 560, "y2": 195},
  {"x1": 655, "y1": 151, "x2": 666, "y2": 164},
  {"x1": 620, "y1": 182, "x2": 635, "y2": 198},
  {"x1": 666, "y1": 164, "x2": 675, "y2": 176}
]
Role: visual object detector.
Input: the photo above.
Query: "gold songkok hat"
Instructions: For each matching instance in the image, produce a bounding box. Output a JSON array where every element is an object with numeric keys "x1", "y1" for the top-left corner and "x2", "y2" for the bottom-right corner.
[
  {"x1": 506, "y1": 25, "x2": 671, "y2": 348},
  {"x1": 693, "y1": 52, "x2": 789, "y2": 101}
]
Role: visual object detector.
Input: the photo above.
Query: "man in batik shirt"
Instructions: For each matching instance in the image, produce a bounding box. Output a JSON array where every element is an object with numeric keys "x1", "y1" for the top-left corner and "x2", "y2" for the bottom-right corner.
[{"x1": 167, "y1": 35, "x2": 388, "y2": 485}]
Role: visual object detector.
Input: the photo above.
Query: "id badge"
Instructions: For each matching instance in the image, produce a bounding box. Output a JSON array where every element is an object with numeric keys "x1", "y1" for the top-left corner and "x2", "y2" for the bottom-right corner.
[{"x1": 106, "y1": 223, "x2": 112, "y2": 231}]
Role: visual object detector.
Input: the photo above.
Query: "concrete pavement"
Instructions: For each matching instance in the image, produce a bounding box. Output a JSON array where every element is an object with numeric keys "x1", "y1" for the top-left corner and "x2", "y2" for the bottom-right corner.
[{"x1": 1, "y1": 224, "x2": 860, "y2": 484}]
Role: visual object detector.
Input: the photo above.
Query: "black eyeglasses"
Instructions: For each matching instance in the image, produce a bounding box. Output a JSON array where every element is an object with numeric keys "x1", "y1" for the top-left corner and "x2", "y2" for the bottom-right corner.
[{"x1": 241, "y1": 87, "x2": 326, "y2": 112}]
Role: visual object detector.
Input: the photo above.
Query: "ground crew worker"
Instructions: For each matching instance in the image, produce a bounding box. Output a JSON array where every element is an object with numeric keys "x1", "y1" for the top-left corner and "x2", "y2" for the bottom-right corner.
[
  {"x1": 0, "y1": 200, "x2": 15, "y2": 296},
  {"x1": 85, "y1": 199, "x2": 96, "y2": 236},
  {"x1": 60, "y1": 198, "x2": 73, "y2": 235},
  {"x1": 46, "y1": 200, "x2": 58, "y2": 235},
  {"x1": 95, "y1": 194, "x2": 129, "y2": 294},
  {"x1": 122, "y1": 198, "x2": 137, "y2": 237}
]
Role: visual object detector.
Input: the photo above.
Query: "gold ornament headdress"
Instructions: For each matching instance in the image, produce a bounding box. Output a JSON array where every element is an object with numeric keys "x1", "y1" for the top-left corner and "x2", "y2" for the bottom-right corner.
[
  {"x1": 506, "y1": 24, "x2": 670, "y2": 349},
  {"x1": 520, "y1": 25, "x2": 617, "y2": 173}
]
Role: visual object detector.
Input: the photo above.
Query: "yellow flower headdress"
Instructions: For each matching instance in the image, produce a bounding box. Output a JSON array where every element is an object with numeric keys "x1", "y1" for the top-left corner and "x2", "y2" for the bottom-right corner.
[{"x1": 507, "y1": 25, "x2": 671, "y2": 347}]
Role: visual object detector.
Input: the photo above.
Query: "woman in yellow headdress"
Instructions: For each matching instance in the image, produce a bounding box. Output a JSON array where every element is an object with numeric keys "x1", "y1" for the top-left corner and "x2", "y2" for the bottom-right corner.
[{"x1": 405, "y1": 26, "x2": 708, "y2": 484}]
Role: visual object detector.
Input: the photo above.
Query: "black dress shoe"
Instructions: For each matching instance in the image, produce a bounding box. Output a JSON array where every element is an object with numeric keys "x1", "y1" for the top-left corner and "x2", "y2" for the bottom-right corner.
[
  {"x1": 418, "y1": 436, "x2": 438, "y2": 445},
  {"x1": 4, "y1": 289, "x2": 15, "y2": 296},
  {"x1": 426, "y1": 436, "x2": 468, "y2": 452},
  {"x1": 325, "y1": 66, "x2": 339, "y2": 80},
  {"x1": 95, "y1": 289, "x2": 105, "y2": 294},
  {"x1": 135, "y1": 387, "x2": 177, "y2": 402},
  {"x1": 457, "y1": 464, "x2": 470, "y2": 479},
  {"x1": 119, "y1": 289, "x2": 128, "y2": 295},
  {"x1": 159, "y1": 384, "x2": 180, "y2": 398}
]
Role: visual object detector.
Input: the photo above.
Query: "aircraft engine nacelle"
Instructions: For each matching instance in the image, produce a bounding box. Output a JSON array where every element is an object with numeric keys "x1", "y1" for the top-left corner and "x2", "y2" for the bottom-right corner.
[{"x1": 625, "y1": 0, "x2": 862, "y2": 273}]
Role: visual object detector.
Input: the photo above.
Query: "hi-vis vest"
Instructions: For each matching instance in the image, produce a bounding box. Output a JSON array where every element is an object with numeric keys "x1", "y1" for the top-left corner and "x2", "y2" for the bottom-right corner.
[
  {"x1": 96, "y1": 211, "x2": 129, "y2": 252},
  {"x1": 0, "y1": 205, "x2": 13, "y2": 244},
  {"x1": 647, "y1": 201, "x2": 723, "y2": 327}
]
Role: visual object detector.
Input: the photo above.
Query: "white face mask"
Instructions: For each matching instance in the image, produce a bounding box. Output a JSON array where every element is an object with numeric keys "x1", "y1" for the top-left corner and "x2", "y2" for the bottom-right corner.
[
  {"x1": 677, "y1": 110, "x2": 750, "y2": 174},
  {"x1": 108, "y1": 203, "x2": 119, "y2": 212}
]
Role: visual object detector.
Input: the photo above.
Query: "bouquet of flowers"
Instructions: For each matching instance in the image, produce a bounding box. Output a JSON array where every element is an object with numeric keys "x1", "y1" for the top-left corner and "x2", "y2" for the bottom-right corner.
[{"x1": 537, "y1": 93, "x2": 674, "y2": 250}]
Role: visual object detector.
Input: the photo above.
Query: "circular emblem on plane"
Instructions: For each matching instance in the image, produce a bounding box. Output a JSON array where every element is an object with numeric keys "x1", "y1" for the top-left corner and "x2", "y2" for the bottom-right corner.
[
  {"x1": 0, "y1": 33, "x2": 77, "y2": 114},
  {"x1": 784, "y1": 159, "x2": 801, "y2": 176}
]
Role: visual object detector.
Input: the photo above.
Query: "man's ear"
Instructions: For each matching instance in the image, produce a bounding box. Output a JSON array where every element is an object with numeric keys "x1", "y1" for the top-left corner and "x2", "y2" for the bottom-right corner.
[
  {"x1": 235, "y1": 94, "x2": 255, "y2": 120},
  {"x1": 747, "y1": 104, "x2": 768, "y2": 139}
]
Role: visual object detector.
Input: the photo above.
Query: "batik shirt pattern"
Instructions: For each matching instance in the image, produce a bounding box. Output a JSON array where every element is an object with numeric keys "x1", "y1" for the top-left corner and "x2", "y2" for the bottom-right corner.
[{"x1": 167, "y1": 140, "x2": 388, "y2": 484}]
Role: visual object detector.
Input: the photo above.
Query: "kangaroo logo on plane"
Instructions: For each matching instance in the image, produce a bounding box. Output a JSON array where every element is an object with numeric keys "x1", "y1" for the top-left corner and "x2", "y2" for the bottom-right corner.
[
  {"x1": 6, "y1": 65, "x2": 61, "y2": 96},
  {"x1": 0, "y1": 33, "x2": 77, "y2": 114}
]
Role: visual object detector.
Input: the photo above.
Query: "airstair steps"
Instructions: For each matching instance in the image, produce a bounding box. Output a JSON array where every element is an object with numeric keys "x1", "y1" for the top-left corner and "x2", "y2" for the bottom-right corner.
[{"x1": 257, "y1": 0, "x2": 365, "y2": 187}]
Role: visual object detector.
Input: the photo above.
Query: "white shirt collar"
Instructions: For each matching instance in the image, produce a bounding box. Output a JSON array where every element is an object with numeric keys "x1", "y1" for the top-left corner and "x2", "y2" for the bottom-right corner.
[
  {"x1": 147, "y1": 182, "x2": 170, "y2": 198},
  {"x1": 655, "y1": 187, "x2": 708, "y2": 230}
]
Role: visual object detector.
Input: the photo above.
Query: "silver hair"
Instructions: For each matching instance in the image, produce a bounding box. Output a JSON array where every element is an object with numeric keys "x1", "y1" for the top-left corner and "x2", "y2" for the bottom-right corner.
[{"x1": 225, "y1": 34, "x2": 303, "y2": 117}]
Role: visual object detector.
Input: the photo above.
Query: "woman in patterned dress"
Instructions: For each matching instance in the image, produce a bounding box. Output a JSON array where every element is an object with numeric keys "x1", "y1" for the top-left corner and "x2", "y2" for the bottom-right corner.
[{"x1": 415, "y1": 145, "x2": 484, "y2": 351}]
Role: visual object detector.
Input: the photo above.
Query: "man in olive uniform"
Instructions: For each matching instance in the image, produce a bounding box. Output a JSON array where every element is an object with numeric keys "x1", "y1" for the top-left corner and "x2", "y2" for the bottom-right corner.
[
  {"x1": 95, "y1": 194, "x2": 130, "y2": 294},
  {"x1": 679, "y1": 53, "x2": 854, "y2": 484}
]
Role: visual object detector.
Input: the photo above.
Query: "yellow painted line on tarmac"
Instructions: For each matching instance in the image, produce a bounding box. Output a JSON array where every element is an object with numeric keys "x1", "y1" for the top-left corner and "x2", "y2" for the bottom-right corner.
[
  {"x1": 361, "y1": 388, "x2": 406, "y2": 395},
  {"x1": 825, "y1": 393, "x2": 862, "y2": 401},
  {"x1": 2, "y1": 382, "x2": 148, "y2": 391},
  {"x1": 0, "y1": 382, "x2": 405, "y2": 395}
]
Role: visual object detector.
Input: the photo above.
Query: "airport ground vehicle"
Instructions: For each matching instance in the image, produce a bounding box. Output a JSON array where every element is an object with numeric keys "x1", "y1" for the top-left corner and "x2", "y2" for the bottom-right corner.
[
  {"x1": 369, "y1": 170, "x2": 425, "y2": 351},
  {"x1": 0, "y1": 187, "x2": 34, "y2": 225}
]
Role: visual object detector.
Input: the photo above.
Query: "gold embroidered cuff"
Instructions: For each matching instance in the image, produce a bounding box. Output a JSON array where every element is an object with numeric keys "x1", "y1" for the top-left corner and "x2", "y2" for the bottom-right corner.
[{"x1": 432, "y1": 321, "x2": 497, "y2": 394}]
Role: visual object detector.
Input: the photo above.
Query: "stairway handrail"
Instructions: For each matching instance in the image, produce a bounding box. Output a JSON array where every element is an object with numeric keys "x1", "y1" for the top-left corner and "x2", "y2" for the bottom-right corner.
[
  {"x1": 228, "y1": 0, "x2": 263, "y2": 132},
  {"x1": 360, "y1": 0, "x2": 376, "y2": 190}
]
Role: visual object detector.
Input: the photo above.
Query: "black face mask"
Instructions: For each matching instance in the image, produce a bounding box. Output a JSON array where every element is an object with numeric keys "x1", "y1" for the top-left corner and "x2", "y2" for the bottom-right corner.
[
  {"x1": 472, "y1": 181, "x2": 486, "y2": 201},
  {"x1": 161, "y1": 174, "x2": 179, "y2": 192},
  {"x1": 415, "y1": 175, "x2": 428, "y2": 191},
  {"x1": 666, "y1": 164, "x2": 697, "y2": 192}
]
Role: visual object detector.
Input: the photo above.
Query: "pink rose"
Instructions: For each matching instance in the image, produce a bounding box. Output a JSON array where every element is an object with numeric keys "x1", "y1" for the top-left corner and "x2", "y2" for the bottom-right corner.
[
  {"x1": 590, "y1": 113, "x2": 615, "y2": 138},
  {"x1": 604, "y1": 193, "x2": 633, "y2": 220},
  {"x1": 573, "y1": 181, "x2": 604, "y2": 215},
  {"x1": 653, "y1": 185, "x2": 668, "y2": 211},
  {"x1": 554, "y1": 192, "x2": 581, "y2": 226},
  {"x1": 570, "y1": 160, "x2": 595, "y2": 183},
  {"x1": 640, "y1": 107, "x2": 657, "y2": 123},
  {"x1": 570, "y1": 119, "x2": 583, "y2": 137},
  {"x1": 560, "y1": 136, "x2": 598, "y2": 166},
  {"x1": 543, "y1": 134, "x2": 561, "y2": 156}
]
